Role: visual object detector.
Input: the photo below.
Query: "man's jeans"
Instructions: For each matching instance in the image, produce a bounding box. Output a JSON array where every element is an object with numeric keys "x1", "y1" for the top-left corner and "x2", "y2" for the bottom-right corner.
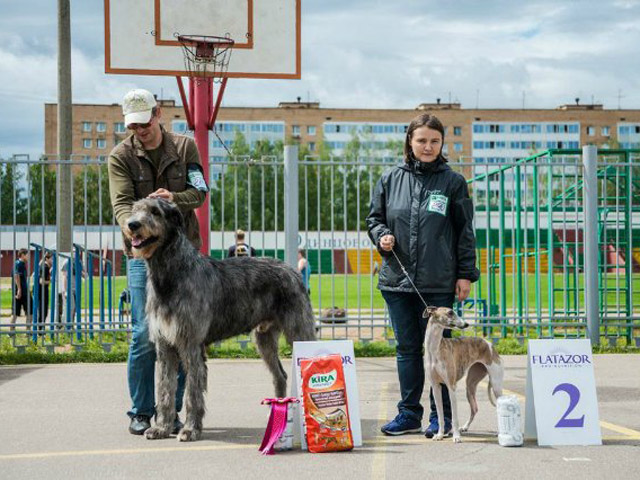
[
  {"x1": 127, "y1": 259, "x2": 186, "y2": 418},
  {"x1": 382, "y1": 290, "x2": 454, "y2": 423}
]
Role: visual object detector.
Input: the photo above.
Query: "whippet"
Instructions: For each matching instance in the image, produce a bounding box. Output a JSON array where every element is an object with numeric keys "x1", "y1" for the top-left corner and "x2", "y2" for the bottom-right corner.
[{"x1": 423, "y1": 306, "x2": 503, "y2": 443}]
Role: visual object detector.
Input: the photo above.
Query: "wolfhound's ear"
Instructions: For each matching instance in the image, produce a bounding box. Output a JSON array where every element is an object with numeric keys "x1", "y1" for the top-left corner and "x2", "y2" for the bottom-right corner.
[
  {"x1": 423, "y1": 306, "x2": 437, "y2": 318},
  {"x1": 159, "y1": 199, "x2": 185, "y2": 230}
]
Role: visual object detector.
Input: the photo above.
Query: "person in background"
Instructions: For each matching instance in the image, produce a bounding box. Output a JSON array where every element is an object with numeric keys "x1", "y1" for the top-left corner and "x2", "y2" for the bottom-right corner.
[
  {"x1": 33, "y1": 252, "x2": 53, "y2": 328},
  {"x1": 227, "y1": 229, "x2": 256, "y2": 257},
  {"x1": 10, "y1": 248, "x2": 31, "y2": 332},
  {"x1": 297, "y1": 249, "x2": 311, "y2": 294}
]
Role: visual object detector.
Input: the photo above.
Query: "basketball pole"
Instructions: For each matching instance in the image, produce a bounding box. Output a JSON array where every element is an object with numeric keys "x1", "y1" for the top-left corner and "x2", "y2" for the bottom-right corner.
[
  {"x1": 192, "y1": 77, "x2": 212, "y2": 256},
  {"x1": 177, "y1": 75, "x2": 229, "y2": 257}
]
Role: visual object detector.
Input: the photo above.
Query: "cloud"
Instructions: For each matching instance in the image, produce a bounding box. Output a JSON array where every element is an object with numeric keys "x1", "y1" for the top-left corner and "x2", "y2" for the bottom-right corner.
[{"x1": 1, "y1": 0, "x2": 640, "y2": 157}]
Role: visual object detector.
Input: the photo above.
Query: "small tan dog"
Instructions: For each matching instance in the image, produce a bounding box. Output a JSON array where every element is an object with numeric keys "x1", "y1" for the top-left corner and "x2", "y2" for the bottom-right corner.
[{"x1": 423, "y1": 306, "x2": 503, "y2": 443}]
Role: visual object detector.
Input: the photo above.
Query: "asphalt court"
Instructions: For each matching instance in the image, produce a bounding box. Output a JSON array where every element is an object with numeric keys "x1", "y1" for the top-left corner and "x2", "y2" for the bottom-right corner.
[{"x1": 0, "y1": 355, "x2": 638, "y2": 479}]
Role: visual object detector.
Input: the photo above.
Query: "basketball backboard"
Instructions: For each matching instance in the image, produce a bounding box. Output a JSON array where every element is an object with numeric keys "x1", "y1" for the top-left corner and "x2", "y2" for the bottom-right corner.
[{"x1": 104, "y1": 0, "x2": 300, "y2": 79}]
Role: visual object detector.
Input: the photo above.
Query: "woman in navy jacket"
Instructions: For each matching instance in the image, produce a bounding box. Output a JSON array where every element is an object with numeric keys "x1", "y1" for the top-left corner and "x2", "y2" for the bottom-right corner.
[{"x1": 367, "y1": 113, "x2": 480, "y2": 437}]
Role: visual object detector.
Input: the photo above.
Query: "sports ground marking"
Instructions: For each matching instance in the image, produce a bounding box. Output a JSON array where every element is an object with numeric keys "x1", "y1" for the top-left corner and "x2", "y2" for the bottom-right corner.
[
  {"x1": 370, "y1": 382, "x2": 391, "y2": 480},
  {"x1": 0, "y1": 384, "x2": 637, "y2": 461}
]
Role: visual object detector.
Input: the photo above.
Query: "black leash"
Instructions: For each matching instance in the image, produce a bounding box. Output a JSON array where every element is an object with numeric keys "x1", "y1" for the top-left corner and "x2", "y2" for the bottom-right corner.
[{"x1": 390, "y1": 248, "x2": 430, "y2": 310}]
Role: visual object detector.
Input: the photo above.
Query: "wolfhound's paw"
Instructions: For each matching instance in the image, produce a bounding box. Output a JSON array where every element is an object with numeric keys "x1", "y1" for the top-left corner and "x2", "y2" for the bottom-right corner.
[
  {"x1": 432, "y1": 433, "x2": 444, "y2": 441},
  {"x1": 453, "y1": 434, "x2": 462, "y2": 443},
  {"x1": 177, "y1": 428, "x2": 201, "y2": 442},
  {"x1": 145, "y1": 427, "x2": 171, "y2": 440},
  {"x1": 459, "y1": 426, "x2": 469, "y2": 433}
]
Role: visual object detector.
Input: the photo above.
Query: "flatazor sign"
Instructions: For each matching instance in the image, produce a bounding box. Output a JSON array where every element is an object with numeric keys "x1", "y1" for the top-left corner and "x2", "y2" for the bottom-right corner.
[{"x1": 525, "y1": 339, "x2": 602, "y2": 446}]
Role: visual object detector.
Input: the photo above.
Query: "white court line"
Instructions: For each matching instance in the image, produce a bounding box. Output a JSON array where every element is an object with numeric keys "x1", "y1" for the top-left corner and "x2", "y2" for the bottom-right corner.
[{"x1": 371, "y1": 382, "x2": 390, "y2": 480}]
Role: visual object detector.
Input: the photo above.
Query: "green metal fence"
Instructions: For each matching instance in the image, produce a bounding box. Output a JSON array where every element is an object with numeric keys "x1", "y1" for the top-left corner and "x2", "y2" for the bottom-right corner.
[{"x1": 463, "y1": 149, "x2": 640, "y2": 347}]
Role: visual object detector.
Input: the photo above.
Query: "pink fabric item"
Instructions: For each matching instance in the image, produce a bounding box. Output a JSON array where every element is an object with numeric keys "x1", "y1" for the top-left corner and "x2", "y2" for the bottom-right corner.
[{"x1": 259, "y1": 397, "x2": 299, "y2": 455}]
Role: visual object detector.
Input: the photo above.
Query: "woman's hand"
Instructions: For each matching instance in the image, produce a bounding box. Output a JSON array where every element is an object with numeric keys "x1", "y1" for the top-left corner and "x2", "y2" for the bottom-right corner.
[
  {"x1": 456, "y1": 279, "x2": 471, "y2": 302},
  {"x1": 379, "y1": 234, "x2": 395, "y2": 252}
]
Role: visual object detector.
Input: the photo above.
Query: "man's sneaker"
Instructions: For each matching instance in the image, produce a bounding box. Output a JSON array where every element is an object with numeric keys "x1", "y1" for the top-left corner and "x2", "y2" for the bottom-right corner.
[
  {"x1": 380, "y1": 413, "x2": 422, "y2": 436},
  {"x1": 424, "y1": 418, "x2": 452, "y2": 438},
  {"x1": 172, "y1": 415, "x2": 184, "y2": 435},
  {"x1": 128, "y1": 415, "x2": 151, "y2": 435}
]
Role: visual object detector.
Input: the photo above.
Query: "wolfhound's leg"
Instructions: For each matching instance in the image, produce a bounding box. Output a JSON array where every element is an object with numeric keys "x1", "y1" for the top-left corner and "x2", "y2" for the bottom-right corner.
[
  {"x1": 177, "y1": 344, "x2": 207, "y2": 442},
  {"x1": 254, "y1": 328, "x2": 287, "y2": 398},
  {"x1": 145, "y1": 341, "x2": 179, "y2": 440},
  {"x1": 461, "y1": 363, "x2": 487, "y2": 432}
]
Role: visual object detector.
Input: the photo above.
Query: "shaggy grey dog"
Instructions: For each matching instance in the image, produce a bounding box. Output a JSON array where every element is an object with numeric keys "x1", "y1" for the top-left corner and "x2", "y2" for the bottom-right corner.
[{"x1": 123, "y1": 198, "x2": 316, "y2": 442}]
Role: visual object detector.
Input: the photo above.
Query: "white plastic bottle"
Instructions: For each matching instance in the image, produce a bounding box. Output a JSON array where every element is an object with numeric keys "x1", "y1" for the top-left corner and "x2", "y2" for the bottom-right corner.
[
  {"x1": 274, "y1": 403, "x2": 295, "y2": 451},
  {"x1": 496, "y1": 395, "x2": 524, "y2": 447}
]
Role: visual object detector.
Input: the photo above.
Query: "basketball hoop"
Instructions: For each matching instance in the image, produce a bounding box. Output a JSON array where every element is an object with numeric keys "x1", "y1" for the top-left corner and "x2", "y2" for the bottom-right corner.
[{"x1": 177, "y1": 34, "x2": 234, "y2": 82}]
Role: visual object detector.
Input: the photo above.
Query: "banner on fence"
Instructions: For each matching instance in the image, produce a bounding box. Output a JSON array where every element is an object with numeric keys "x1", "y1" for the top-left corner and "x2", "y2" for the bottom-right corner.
[
  {"x1": 291, "y1": 340, "x2": 362, "y2": 449},
  {"x1": 524, "y1": 339, "x2": 602, "y2": 446}
]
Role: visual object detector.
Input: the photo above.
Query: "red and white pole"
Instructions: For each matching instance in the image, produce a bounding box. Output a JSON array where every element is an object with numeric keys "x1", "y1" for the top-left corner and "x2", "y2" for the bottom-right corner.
[{"x1": 192, "y1": 77, "x2": 212, "y2": 256}]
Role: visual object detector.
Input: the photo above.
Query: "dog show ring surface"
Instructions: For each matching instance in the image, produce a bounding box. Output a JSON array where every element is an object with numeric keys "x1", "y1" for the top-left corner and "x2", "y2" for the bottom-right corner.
[{"x1": 525, "y1": 339, "x2": 602, "y2": 446}]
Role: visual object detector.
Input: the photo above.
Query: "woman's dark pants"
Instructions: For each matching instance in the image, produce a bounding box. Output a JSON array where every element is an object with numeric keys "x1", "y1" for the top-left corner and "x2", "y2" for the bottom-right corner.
[{"x1": 382, "y1": 291, "x2": 454, "y2": 423}]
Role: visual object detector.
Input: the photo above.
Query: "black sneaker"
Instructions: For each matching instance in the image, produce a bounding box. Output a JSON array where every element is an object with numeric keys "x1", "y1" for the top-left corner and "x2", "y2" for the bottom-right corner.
[
  {"x1": 129, "y1": 415, "x2": 151, "y2": 435},
  {"x1": 172, "y1": 415, "x2": 184, "y2": 435},
  {"x1": 424, "y1": 418, "x2": 452, "y2": 438},
  {"x1": 380, "y1": 413, "x2": 422, "y2": 436}
]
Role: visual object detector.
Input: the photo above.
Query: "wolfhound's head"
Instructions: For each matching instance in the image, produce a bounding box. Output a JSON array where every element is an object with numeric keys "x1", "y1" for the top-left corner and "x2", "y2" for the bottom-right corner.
[
  {"x1": 123, "y1": 198, "x2": 184, "y2": 259},
  {"x1": 422, "y1": 306, "x2": 469, "y2": 330}
]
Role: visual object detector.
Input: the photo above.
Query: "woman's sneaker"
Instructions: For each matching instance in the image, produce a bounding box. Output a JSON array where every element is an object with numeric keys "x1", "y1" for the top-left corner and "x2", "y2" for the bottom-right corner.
[
  {"x1": 424, "y1": 418, "x2": 452, "y2": 438},
  {"x1": 380, "y1": 413, "x2": 422, "y2": 435}
]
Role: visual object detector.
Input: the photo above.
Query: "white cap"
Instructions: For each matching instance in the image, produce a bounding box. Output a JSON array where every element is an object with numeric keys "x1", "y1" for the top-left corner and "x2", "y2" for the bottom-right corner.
[{"x1": 122, "y1": 89, "x2": 157, "y2": 126}]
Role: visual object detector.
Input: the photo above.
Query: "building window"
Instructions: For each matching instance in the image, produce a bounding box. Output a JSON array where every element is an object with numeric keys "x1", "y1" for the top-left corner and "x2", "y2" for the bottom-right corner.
[
  {"x1": 601, "y1": 126, "x2": 610, "y2": 136},
  {"x1": 114, "y1": 122, "x2": 125, "y2": 133},
  {"x1": 82, "y1": 122, "x2": 92, "y2": 132},
  {"x1": 97, "y1": 139, "x2": 107, "y2": 149},
  {"x1": 454, "y1": 143, "x2": 463, "y2": 152},
  {"x1": 453, "y1": 126, "x2": 462, "y2": 136},
  {"x1": 96, "y1": 122, "x2": 106, "y2": 132},
  {"x1": 98, "y1": 155, "x2": 107, "y2": 162},
  {"x1": 587, "y1": 126, "x2": 595, "y2": 136},
  {"x1": 292, "y1": 125, "x2": 301, "y2": 135},
  {"x1": 83, "y1": 139, "x2": 92, "y2": 149},
  {"x1": 442, "y1": 144, "x2": 449, "y2": 154},
  {"x1": 307, "y1": 125, "x2": 316, "y2": 135},
  {"x1": 308, "y1": 142, "x2": 316, "y2": 152}
]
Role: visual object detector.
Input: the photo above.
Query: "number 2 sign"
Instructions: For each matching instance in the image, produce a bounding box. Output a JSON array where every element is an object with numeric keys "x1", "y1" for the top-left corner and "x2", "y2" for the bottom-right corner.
[{"x1": 524, "y1": 339, "x2": 602, "y2": 446}]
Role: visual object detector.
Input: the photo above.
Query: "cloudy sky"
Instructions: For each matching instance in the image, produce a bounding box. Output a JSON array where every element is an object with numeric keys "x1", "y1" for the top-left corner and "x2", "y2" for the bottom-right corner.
[{"x1": 1, "y1": 0, "x2": 639, "y2": 158}]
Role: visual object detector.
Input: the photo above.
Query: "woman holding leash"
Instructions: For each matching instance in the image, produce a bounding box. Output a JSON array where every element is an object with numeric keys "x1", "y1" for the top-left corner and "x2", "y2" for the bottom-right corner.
[{"x1": 366, "y1": 113, "x2": 480, "y2": 437}]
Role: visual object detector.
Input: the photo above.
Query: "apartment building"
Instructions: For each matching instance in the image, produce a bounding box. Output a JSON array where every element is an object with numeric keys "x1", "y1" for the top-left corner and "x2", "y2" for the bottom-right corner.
[{"x1": 44, "y1": 99, "x2": 640, "y2": 165}]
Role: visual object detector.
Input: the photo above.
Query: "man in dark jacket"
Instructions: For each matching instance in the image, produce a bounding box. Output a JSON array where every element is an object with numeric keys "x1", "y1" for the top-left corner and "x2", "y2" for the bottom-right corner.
[
  {"x1": 367, "y1": 113, "x2": 480, "y2": 437},
  {"x1": 108, "y1": 88, "x2": 208, "y2": 436}
]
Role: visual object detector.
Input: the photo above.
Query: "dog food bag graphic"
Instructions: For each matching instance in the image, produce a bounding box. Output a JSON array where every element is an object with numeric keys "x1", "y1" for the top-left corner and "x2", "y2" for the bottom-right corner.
[
  {"x1": 497, "y1": 395, "x2": 524, "y2": 447},
  {"x1": 300, "y1": 354, "x2": 354, "y2": 453}
]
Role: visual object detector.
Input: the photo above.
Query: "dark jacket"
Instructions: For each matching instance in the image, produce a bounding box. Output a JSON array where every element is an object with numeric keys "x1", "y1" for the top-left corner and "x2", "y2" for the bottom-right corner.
[
  {"x1": 366, "y1": 158, "x2": 480, "y2": 293},
  {"x1": 108, "y1": 127, "x2": 206, "y2": 256}
]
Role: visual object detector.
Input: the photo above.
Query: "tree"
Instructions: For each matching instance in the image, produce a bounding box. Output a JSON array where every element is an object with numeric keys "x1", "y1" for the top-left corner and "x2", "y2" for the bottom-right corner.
[
  {"x1": 0, "y1": 164, "x2": 27, "y2": 224},
  {"x1": 72, "y1": 164, "x2": 113, "y2": 225},
  {"x1": 28, "y1": 163, "x2": 57, "y2": 225}
]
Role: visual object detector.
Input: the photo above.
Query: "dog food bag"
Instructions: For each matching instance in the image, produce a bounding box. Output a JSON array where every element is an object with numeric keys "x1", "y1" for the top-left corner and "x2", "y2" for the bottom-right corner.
[{"x1": 300, "y1": 354, "x2": 354, "y2": 453}]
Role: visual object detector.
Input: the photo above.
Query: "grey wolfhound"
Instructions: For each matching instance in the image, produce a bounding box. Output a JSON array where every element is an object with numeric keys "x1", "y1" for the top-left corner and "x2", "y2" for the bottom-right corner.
[{"x1": 123, "y1": 198, "x2": 316, "y2": 442}]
